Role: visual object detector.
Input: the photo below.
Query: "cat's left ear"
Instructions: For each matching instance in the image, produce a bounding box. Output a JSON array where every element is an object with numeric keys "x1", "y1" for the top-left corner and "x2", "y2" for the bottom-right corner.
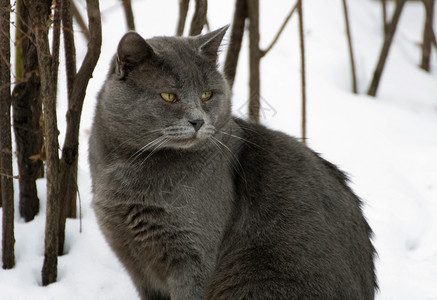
[
  {"x1": 116, "y1": 32, "x2": 155, "y2": 79},
  {"x1": 196, "y1": 25, "x2": 229, "y2": 61}
]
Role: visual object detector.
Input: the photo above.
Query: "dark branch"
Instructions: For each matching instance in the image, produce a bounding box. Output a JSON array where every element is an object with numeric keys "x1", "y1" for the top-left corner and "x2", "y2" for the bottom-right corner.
[
  {"x1": 367, "y1": 0, "x2": 406, "y2": 97},
  {"x1": 247, "y1": 0, "x2": 261, "y2": 123},
  {"x1": 120, "y1": 0, "x2": 135, "y2": 31},
  {"x1": 1, "y1": 0, "x2": 15, "y2": 269},
  {"x1": 189, "y1": 0, "x2": 207, "y2": 36},
  {"x1": 342, "y1": 0, "x2": 358, "y2": 93},
  {"x1": 51, "y1": 0, "x2": 62, "y2": 87},
  {"x1": 176, "y1": 0, "x2": 190, "y2": 36},
  {"x1": 57, "y1": 0, "x2": 102, "y2": 254},
  {"x1": 70, "y1": 0, "x2": 90, "y2": 41},
  {"x1": 298, "y1": 0, "x2": 307, "y2": 143},
  {"x1": 224, "y1": 0, "x2": 247, "y2": 89}
]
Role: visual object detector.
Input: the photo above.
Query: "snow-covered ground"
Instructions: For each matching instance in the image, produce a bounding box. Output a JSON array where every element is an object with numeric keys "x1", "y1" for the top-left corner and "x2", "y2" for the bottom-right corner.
[{"x1": 1, "y1": 0, "x2": 437, "y2": 299}]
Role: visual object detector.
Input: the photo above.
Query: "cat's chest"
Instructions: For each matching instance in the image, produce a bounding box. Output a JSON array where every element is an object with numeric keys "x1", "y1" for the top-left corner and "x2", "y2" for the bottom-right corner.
[{"x1": 109, "y1": 150, "x2": 233, "y2": 206}]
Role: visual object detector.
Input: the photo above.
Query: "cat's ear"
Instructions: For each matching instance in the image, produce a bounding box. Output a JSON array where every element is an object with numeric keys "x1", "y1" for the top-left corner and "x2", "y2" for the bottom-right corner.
[
  {"x1": 116, "y1": 32, "x2": 155, "y2": 79},
  {"x1": 196, "y1": 25, "x2": 229, "y2": 61}
]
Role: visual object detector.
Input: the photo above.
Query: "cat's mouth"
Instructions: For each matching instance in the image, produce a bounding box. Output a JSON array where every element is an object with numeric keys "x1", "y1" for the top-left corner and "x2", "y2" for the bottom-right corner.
[{"x1": 163, "y1": 124, "x2": 216, "y2": 148}]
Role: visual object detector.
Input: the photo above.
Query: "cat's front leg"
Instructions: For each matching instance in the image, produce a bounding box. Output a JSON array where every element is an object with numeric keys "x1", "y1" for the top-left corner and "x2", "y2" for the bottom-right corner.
[{"x1": 167, "y1": 261, "x2": 210, "y2": 300}]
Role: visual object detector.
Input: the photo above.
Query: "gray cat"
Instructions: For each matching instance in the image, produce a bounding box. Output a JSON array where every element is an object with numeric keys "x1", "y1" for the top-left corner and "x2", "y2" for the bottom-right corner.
[{"x1": 89, "y1": 26, "x2": 377, "y2": 299}]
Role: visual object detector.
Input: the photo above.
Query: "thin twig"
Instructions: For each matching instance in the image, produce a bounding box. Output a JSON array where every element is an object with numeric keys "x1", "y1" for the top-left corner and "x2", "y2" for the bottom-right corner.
[
  {"x1": 247, "y1": 0, "x2": 261, "y2": 123},
  {"x1": 298, "y1": 0, "x2": 306, "y2": 144},
  {"x1": 420, "y1": 0, "x2": 434, "y2": 71},
  {"x1": 120, "y1": 0, "x2": 135, "y2": 31},
  {"x1": 342, "y1": 0, "x2": 358, "y2": 93},
  {"x1": 382, "y1": 0, "x2": 388, "y2": 35},
  {"x1": 0, "y1": 172, "x2": 20, "y2": 180},
  {"x1": 261, "y1": 2, "x2": 298, "y2": 57},
  {"x1": 367, "y1": 0, "x2": 406, "y2": 97}
]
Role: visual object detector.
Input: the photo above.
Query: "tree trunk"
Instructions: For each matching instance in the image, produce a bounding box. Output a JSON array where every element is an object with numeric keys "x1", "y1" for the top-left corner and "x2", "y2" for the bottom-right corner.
[
  {"x1": 12, "y1": 0, "x2": 44, "y2": 222},
  {"x1": 28, "y1": 0, "x2": 61, "y2": 285},
  {"x1": 247, "y1": 0, "x2": 261, "y2": 123},
  {"x1": 342, "y1": 0, "x2": 358, "y2": 94},
  {"x1": 176, "y1": 0, "x2": 190, "y2": 36},
  {"x1": 57, "y1": 0, "x2": 102, "y2": 255},
  {"x1": 420, "y1": 0, "x2": 435, "y2": 71},
  {"x1": 57, "y1": 0, "x2": 77, "y2": 255},
  {"x1": 224, "y1": 0, "x2": 247, "y2": 89},
  {"x1": 61, "y1": 0, "x2": 78, "y2": 220},
  {"x1": 368, "y1": 0, "x2": 406, "y2": 97},
  {"x1": 1, "y1": 0, "x2": 15, "y2": 269},
  {"x1": 189, "y1": 0, "x2": 207, "y2": 36},
  {"x1": 298, "y1": 0, "x2": 307, "y2": 144}
]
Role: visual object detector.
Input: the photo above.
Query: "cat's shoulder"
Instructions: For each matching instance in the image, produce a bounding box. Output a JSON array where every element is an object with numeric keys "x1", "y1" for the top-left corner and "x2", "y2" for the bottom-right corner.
[
  {"x1": 233, "y1": 117, "x2": 311, "y2": 158},
  {"x1": 232, "y1": 117, "x2": 349, "y2": 185}
]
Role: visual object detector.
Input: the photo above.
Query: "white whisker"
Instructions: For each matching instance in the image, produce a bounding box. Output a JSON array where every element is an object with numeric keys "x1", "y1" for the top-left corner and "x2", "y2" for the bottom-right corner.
[
  {"x1": 127, "y1": 135, "x2": 166, "y2": 164},
  {"x1": 219, "y1": 130, "x2": 264, "y2": 150},
  {"x1": 138, "y1": 137, "x2": 170, "y2": 168},
  {"x1": 103, "y1": 129, "x2": 163, "y2": 160},
  {"x1": 210, "y1": 136, "x2": 247, "y2": 183}
]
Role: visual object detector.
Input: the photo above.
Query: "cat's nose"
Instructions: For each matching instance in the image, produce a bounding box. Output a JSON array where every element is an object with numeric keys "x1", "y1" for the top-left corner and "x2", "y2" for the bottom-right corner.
[{"x1": 188, "y1": 119, "x2": 204, "y2": 132}]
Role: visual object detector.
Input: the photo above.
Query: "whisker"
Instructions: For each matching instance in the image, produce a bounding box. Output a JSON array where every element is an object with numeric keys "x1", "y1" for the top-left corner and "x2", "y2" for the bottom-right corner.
[
  {"x1": 210, "y1": 136, "x2": 247, "y2": 183},
  {"x1": 103, "y1": 129, "x2": 163, "y2": 160},
  {"x1": 208, "y1": 137, "x2": 240, "y2": 178},
  {"x1": 127, "y1": 135, "x2": 166, "y2": 164},
  {"x1": 218, "y1": 130, "x2": 265, "y2": 150},
  {"x1": 138, "y1": 137, "x2": 170, "y2": 168}
]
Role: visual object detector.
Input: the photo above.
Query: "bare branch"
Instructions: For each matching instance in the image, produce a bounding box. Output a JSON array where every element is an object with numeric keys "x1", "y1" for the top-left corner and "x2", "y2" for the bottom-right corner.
[
  {"x1": 70, "y1": 0, "x2": 101, "y2": 111},
  {"x1": 70, "y1": 0, "x2": 90, "y2": 41},
  {"x1": 176, "y1": 0, "x2": 190, "y2": 36},
  {"x1": 431, "y1": 26, "x2": 437, "y2": 49},
  {"x1": 247, "y1": 0, "x2": 261, "y2": 123},
  {"x1": 298, "y1": 0, "x2": 307, "y2": 144},
  {"x1": 420, "y1": 0, "x2": 434, "y2": 71},
  {"x1": 382, "y1": 0, "x2": 388, "y2": 35},
  {"x1": 261, "y1": 3, "x2": 298, "y2": 58},
  {"x1": 224, "y1": 0, "x2": 247, "y2": 89},
  {"x1": 51, "y1": 0, "x2": 62, "y2": 87},
  {"x1": 367, "y1": 0, "x2": 406, "y2": 97},
  {"x1": 57, "y1": 0, "x2": 101, "y2": 254},
  {"x1": 0, "y1": 172, "x2": 20, "y2": 180},
  {"x1": 29, "y1": 0, "x2": 61, "y2": 285},
  {"x1": 120, "y1": 0, "x2": 135, "y2": 31},
  {"x1": 342, "y1": 0, "x2": 358, "y2": 93},
  {"x1": 57, "y1": 0, "x2": 78, "y2": 255},
  {"x1": 1, "y1": 0, "x2": 15, "y2": 269},
  {"x1": 12, "y1": 0, "x2": 44, "y2": 222},
  {"x1": 189, "y1": 0, "x2": 207, "y2": 36},
  {"x1": 62, "y1": 0, "x2": 76, "y2": 101}
]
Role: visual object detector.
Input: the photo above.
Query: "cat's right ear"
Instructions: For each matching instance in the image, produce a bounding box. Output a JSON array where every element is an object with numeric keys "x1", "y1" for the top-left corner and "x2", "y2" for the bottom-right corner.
[{"x1": 116, "y1": 32, "x2": 155, "y2": 79}]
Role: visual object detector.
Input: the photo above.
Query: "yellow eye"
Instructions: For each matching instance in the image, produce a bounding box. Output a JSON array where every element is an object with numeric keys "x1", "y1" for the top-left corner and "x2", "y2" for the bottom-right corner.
[
  {"x1": 160, "y1": 92, "x2": 177, "y2": 102},
  {"x1": 201, "y1": 91, "x2": 213, "y2": 101}
]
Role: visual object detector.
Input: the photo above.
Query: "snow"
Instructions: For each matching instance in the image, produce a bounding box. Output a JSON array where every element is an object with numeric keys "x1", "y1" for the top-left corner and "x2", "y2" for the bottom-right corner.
[{"x1": 2, "y1": 0, "x2": 437, "y2": 299}]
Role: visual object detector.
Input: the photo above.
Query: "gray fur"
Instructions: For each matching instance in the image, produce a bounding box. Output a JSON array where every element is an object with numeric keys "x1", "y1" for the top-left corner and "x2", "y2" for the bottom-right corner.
[{"x1": 89, "y1": 27, "x2": 377, "y2": 299}]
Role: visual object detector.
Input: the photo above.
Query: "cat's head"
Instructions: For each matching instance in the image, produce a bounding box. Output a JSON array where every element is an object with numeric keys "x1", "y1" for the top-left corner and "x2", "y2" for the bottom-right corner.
[{"x1": 98, "y1": 26, "x2": 231, "y2": 151}]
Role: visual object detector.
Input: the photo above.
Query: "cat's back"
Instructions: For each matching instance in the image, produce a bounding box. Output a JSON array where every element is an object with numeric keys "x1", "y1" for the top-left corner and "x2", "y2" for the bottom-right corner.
[{"x1": 207, "y1": 119, "x2": 376, "y2": 299}]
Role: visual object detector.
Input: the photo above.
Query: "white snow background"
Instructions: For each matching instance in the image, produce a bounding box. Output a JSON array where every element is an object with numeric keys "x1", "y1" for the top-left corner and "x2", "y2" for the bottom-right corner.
[{"x1": 1, "y1": 0, "x2": 437, "y2": 299}]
